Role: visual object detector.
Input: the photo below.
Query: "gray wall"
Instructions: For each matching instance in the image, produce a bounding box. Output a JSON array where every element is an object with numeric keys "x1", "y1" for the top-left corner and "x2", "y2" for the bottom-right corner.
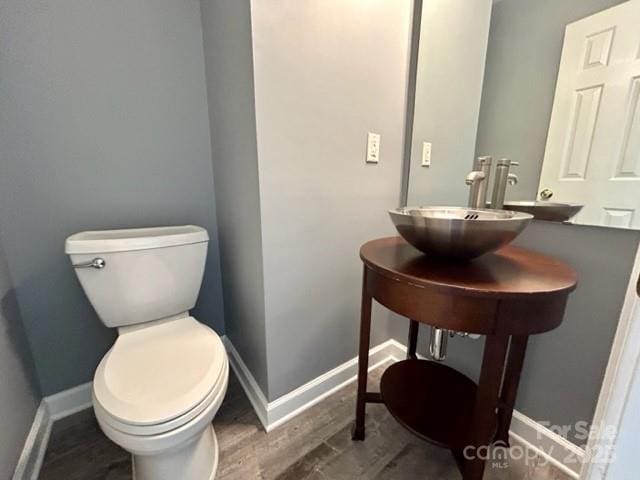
[
  {"x1": 0, "y1": 0, "x2": 224, "y2": 395},
  {"x1": 475, "y1": 0, "x2": 626, "y2": 200},
  {"x1": 407, "y1": 0, "x2": 492, "y2": 206},
  {"x1": 200, "y1": 0, "x2": 269, "y2": 395},
  {"x1": 250, "y1": 0, "x2": 414, "y2": 399},
  {"x1": 511, "y1": 223, "x2": 639, "y2": 444},
  {"x1": 0, "y1": 236, "x2": 40, "y2": 478}
]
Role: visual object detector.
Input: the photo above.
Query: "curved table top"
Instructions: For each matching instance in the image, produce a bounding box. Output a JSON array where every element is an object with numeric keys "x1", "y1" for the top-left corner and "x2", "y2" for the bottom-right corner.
[{"x1": 360, "y1": 237, "x2": 577, "y2": 300}]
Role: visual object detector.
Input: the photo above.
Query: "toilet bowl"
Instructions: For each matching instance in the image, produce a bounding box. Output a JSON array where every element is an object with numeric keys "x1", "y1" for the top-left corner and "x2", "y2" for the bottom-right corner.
[{"x1": 65, "y1": 225, "x2": 228, "y2": 480}]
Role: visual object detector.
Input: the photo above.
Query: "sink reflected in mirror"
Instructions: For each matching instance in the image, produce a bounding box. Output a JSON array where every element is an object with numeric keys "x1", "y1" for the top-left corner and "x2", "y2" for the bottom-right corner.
[
  {"x1": 389, "y1": 207, "x2": 533, "y2": 260},
  {"x1": 501, "y1": 201, "x2": 583, "y2": 223}
]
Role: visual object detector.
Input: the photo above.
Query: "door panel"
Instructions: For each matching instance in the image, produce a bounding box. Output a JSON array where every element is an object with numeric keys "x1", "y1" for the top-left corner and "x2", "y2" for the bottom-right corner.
[
  {"x1": 561, "y1": 85, "x2": 603, "y2": 179},
  {"x1": 616, "y1": 76, "x2": 640, "y2": 178}
]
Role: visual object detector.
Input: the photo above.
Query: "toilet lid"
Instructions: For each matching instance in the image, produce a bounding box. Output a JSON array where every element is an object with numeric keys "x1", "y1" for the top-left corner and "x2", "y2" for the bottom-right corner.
[{"x1": 93, "y1": 316, "x2": 225, "y2": 426}]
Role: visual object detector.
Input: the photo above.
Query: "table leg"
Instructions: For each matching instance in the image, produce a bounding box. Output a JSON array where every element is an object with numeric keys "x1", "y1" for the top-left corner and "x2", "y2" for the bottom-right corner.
[
  {"x1": 495, "y1": 335, "x2": 529, "y2": 445},
  {"x1": 353, "y1": 267, "x2": 373, "y2": 441},
  {"x1": 407, "y1": 320, "x2": 419, "y2": 359},
  {"x1": 463, "y1": 335, "x2": 510, "y2": 480}
]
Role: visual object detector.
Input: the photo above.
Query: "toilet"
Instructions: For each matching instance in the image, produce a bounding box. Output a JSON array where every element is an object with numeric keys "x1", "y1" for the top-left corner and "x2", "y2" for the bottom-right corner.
[{"x1": 65, "y1": 225, "x2": 228, "y2": 480}]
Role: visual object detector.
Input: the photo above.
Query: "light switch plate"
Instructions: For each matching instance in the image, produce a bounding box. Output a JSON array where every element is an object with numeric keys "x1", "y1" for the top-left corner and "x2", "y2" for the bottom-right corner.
[
  {"x1": 366, "y1": 132, "x2": 380, "y2": 163},
  {"x1": 421, "y1": 142, "x2": 432, "y2": 167}
]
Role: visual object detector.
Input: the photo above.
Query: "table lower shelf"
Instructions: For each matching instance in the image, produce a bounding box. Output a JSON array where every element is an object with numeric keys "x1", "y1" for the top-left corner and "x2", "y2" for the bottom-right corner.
[{"x1": 380, "y1": 359, "x2": 487, "y2": 450}]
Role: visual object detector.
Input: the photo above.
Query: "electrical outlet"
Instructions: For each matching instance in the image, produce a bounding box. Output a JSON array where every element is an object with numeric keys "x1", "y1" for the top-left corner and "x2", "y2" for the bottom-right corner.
[
  {"x1": 366, "y1": 132, "x2": 380, "y2": 163},
  {"x1": 421, "y1": 142, "x2": 432, "y2": 167}
]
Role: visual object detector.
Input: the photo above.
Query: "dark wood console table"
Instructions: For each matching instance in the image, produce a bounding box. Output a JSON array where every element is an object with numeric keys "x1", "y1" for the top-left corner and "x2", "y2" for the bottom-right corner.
[{"x1": 353, "y1": 236, "x2": 577, "y2": 480}]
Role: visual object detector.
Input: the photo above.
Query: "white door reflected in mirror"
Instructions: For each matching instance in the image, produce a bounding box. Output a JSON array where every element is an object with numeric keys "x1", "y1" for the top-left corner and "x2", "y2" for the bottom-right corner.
[{"x1": 539, "y1": 0, "x2": 640, "y2": 229}]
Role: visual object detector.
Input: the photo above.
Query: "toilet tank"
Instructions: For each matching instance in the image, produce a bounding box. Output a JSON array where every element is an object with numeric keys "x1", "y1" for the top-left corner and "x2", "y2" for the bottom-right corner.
[{"x1": 65, "y1": 225, "x2": 209, "y2": 328}]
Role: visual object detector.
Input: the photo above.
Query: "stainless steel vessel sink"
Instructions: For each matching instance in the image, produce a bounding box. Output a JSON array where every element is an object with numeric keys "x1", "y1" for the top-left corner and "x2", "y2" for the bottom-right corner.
[
  {"x1": 389, "y1": 206, "x2": 533, "y2": 259},
  {"x1": 501, "y1": 201, "x2": 583, "y2": 222}
]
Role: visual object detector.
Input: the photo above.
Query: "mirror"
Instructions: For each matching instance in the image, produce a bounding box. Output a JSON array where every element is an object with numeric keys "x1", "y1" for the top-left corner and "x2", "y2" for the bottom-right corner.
[{"x1": 405, "y1": 0, "x2": 640, "y2": 230}]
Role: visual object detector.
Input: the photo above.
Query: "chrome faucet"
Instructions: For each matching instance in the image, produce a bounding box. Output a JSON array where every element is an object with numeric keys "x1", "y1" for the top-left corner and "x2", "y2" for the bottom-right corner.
[
  {"x1": 465, "y1": 156, "x2": 492, "y2": 208},
  {"x1": 429, "y1": 156, "x2": 504, "y2": 362},
  {"x1": 490, "y1": 158, "x2": 519, "y2": 209},
  {"x1": 431, "y1": 157, "x2": 492, "y2": 362}
]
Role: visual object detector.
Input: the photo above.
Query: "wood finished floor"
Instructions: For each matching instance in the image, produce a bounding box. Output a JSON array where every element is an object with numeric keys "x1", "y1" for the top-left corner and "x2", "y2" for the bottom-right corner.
[{"x1": 40, "y1": 362, "x2": 571, "y2": 479}]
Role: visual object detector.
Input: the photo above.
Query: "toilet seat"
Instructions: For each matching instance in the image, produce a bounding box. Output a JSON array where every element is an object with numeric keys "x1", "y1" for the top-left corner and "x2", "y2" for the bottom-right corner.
[
  {"x1": 93, "y1": 364, "x2": 227, "y2": 436},
  {"x1": 93, "y1": 316, "x2": 226, "y2": 436}
]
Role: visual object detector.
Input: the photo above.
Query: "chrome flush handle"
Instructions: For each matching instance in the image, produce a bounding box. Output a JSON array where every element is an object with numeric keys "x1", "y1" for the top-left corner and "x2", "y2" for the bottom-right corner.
[{"x1": 72, "y1": 257, "x2": 106, "y2": 269}]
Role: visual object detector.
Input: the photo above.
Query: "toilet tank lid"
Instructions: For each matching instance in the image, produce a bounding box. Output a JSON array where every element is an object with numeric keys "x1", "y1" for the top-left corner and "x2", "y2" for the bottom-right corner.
[{"x1": 65, "y1": 225, "x2": 209, "y2": 254}]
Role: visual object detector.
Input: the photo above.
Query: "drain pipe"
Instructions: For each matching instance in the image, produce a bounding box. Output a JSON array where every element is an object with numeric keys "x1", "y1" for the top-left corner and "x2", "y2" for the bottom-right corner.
[
  {"x1": 429, "y1": 328, "x2": 481, "y2": 361},
  {"x1": 429, "y1": 327, "x2": 448, "y2": 361}
]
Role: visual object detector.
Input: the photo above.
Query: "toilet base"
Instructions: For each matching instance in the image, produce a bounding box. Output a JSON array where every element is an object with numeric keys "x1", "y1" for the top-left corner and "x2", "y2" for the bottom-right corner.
[{"x1": 132, "y1": 424, "x2": 218, "y2": 480}]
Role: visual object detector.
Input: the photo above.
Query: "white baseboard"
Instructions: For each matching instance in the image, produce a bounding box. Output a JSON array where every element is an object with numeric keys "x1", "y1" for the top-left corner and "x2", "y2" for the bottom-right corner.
[
  {"x1": 12, "y1": 382, "x2": 93, "y2": 479},
  {"x1": 267, "y1": 340, "x2": 398, "y2": 431},
  {"x1": 509, "y1": 411, "x2": 584, "y2": 478},
  {"x1": 43, "y1": 381, "x2": 92, "y2": 421},
  {"x1": 225, "y1": 337, "x2": 585, "y2": 477},
  {"x1": 11, "y1": 402, "x2": 51, "y2": 480},
  {"x1": 222, "y1": 336, "x2": 397, "y2": 431},
  {"x1": 221, "y1": 336, "x2": 270, "y2": 429}
]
